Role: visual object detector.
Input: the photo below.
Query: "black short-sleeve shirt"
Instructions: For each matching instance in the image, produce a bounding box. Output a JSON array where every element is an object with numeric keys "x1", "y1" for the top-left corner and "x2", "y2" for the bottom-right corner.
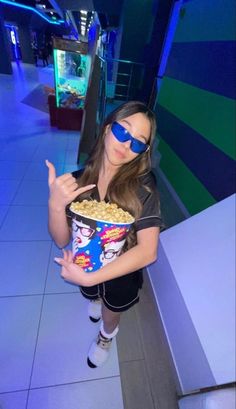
[{"x1": 135, "y1": 172, "x2": 163, "y2": 231}]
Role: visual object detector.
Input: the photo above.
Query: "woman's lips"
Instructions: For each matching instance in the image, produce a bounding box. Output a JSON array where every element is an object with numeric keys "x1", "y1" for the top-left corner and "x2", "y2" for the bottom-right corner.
[{"x1": 114, "y1": 149, "x2": 126, "y2": 159}]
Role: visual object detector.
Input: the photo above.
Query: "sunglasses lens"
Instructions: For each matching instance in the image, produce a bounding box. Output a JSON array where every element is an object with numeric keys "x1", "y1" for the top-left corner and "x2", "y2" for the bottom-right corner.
[
  {"x1": 130, "y1": 140, "x2": 147, "y2": 154},
  {"x1": 112, "y1": 122, "x2": 130, "y2": 142}
]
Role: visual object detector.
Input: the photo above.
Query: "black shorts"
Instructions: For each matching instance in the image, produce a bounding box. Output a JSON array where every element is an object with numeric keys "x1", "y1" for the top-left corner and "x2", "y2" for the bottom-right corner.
[{"x1": 80, "y1": 270, "x2": 143, "y2": 312}]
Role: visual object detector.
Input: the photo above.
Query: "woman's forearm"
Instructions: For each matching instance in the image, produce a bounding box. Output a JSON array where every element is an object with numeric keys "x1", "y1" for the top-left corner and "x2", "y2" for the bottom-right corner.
[
  {"x1": 48, "y1": 200, "x2": 71, "y2": 248},
  {"x1": 88, "y1": 243, "x2": 157, "y2": 286},
  {"x1": 46, "y1": 160, "x2": 95, "y2": 248}
]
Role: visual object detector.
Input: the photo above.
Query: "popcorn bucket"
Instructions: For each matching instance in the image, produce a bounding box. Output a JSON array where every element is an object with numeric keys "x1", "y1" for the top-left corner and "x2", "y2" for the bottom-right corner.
[{"x1": 69, "y1": 202, "x2": 134, "y2": 273}]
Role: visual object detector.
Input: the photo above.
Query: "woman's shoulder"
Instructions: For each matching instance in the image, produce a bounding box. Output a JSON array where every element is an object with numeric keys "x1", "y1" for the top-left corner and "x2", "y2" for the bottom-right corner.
[
  {"x1": 136, "y1": 170, "x2": 161, "y2": 205},
  {"x1": 138, "y1": 170, "x2": 157, "y2": 191}
]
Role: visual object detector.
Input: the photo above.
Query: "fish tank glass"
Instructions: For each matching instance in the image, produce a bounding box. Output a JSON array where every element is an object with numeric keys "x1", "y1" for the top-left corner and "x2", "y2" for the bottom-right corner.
[{"x1": 53, "y1": 38, "x2": 91, "y2": 109}]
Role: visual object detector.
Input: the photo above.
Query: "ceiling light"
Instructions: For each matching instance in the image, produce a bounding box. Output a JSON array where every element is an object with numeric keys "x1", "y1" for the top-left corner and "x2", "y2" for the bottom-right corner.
[
  {"x1": 0, "y1": 0, "x2": 62, "y2": 25},
  {"x1": 80, "y1": 10, "x2": 87, "y2": 14}
]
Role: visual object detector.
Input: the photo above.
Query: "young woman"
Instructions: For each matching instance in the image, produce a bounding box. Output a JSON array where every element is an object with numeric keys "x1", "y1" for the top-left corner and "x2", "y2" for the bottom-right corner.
[{"x1": 46, "y1": 100, "x2": 163, "y2": 368}]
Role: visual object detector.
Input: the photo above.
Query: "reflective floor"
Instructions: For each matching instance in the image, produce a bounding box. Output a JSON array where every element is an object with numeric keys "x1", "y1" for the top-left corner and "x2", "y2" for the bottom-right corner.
[{"x1": 0, "y1": 63, "x2": 123, "y2": 409}]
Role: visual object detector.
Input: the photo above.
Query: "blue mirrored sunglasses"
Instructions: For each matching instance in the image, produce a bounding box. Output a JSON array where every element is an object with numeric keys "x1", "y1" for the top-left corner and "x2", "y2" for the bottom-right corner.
[{"x1": 111, "y1": 122, "x2": 150, "y2": 154}]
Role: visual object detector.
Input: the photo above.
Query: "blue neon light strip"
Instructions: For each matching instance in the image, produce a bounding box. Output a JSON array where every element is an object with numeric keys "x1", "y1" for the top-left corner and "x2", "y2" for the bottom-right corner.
[{"x1": 0, "y1": 0, "x2": 64, "y2": 25}]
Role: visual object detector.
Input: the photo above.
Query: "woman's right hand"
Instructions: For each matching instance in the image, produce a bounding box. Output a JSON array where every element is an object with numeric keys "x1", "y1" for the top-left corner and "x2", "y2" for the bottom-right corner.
[{"x1": 46, "y1": 160, "x2": 96, "y2": 211}]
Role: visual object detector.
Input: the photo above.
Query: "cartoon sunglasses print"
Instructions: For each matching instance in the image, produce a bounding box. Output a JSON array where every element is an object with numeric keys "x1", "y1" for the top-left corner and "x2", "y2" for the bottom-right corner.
[
  {"x1": 72, "y1": 223, "x2": 95, "y2": 238},
  {"x1": 111, "y1": 122, "x2": 150, "y2": 154},
  {"x1": 104, "y1": 248, "x2": 121, "y2": 260}
]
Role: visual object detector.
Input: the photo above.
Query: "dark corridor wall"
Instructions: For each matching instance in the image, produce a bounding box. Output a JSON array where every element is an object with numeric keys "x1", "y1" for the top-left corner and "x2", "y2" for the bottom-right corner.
[{"x1": 155, "y1": 0, "x2": 236, "y2": 215}]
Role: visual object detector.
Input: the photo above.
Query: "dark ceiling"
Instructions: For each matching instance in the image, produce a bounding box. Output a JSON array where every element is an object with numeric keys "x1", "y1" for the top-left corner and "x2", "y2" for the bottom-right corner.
[{"x1": 1, "y1": 0, "x2": 123, "y2": 35}]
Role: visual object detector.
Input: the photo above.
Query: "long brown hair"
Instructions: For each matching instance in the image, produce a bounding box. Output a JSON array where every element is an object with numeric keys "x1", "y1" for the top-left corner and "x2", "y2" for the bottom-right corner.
[{"x1": 76, "y1": 101, "x2": 157, "y2": 248}]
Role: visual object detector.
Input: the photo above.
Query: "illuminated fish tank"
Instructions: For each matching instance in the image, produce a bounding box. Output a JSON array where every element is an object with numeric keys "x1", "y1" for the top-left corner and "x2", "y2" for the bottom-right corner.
[{"x1": 53, "y1": 38, "x2": 91, "y2": 109}]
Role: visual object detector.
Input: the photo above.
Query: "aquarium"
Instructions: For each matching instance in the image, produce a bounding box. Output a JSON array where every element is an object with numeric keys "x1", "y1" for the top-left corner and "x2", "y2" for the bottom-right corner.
[{"x1": 53, "y1": 38, "x2": 91, "y2": 109}]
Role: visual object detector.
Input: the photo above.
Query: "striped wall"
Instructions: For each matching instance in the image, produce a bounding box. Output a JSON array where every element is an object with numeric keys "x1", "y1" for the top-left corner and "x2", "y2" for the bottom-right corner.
[{"x1": 155, "y1": 0, "x2": 236, "y2": 216}]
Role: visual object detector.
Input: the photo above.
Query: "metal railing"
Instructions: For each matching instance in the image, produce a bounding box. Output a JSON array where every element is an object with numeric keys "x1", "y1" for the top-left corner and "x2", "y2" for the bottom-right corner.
[
  {"x1": 97, "y1": 56, "x2": 146, "y2": 124},
  {"x1": 105, "y1": 57, "x2": 145, "y2": 101}
]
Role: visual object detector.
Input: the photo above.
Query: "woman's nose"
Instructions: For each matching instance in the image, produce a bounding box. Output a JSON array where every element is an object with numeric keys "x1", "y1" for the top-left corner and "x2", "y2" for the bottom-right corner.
[{"x1": 123, "y1": 139, "x2": 132, "y2": 150}]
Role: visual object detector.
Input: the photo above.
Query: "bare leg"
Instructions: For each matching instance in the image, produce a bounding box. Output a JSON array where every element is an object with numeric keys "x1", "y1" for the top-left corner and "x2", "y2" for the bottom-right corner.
[
  {"x1": 87, "y1": 302, "x2": 121, "y2": 367},
  {"x1": 102, "y1": 302, "x2": 121, "y2": 335}
]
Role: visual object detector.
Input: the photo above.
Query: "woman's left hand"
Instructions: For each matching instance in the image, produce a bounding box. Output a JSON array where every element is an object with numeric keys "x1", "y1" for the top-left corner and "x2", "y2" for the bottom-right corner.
[{"x1": 54, "y1": 249, "x2": 92, "y2": 287}]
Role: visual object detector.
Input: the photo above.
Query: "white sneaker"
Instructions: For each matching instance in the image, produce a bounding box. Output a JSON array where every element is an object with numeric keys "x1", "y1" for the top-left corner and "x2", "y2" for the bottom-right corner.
[
  {"x1": 88, "y1": 298, "x2": 102, "y2": 323},
  {"x1": 87, "y1": 323, "x2": 119, "y2": 368}
]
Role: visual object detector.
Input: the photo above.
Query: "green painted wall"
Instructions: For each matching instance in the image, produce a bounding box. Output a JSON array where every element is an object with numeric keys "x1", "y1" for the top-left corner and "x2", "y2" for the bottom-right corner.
[{"x1": 155, "y1": 0, "x2": 236, "y2": 216}]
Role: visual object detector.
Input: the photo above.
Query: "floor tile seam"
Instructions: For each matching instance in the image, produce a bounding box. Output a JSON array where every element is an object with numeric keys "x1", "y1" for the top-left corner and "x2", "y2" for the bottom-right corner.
[
  {"x1": 0, "y1": 294, "x2": 43, "y2": 299},
  {"x1": 25, "y1": 239, "x2": 54, "y2": 408},
  {"x1": 42, "y1": 241, "x2": 73, "y2": 298},
  {"x1": 21, "y1": 159, "x2": 39, "y2": 182},
  {"x1": 0, "y1": 172, "x2": 29, "y2": 208},
  {"x1": 119, "y1": 356, "x2": 156, "y2": 409},
  {"x1": 0, "y1": 388, "x2": 29, "y2": 395},
  {"x1": 0, "y1": 291, "x2": 80, "y2": 299},
  {"x1": 0, "y1": 159, "x2": 32, "y2": 163},
  {"x1": 22, "y1": 160, "x2": 65, "y2": 165},
  {"x1": 122, "y1": 343, "x2": 157, "y2": 409},
  {"x1": 0, "y1": 160, "x2": 38, "y2": 200},
  {"x1": 0, "y1": 206, "x2": 11, "y2": 230},
  {"x1": 32, "y1": 137, "x2": 67, "y2": 155},
  {"x1": 43, "y1": 291, "x2": 81, "y2": 296},
  {"x1": 0, "y1": 160, "x2": 37, "y2": 163},
  {"x1": 0, "y1": 240, "x2": 52, "y2": 242},
  {"x1": 19, "y1": 155, "x2": 46, "y2": 182},
  {"x1": 1, "y1": 143, "x2": 40, "y2": 164},
  {"x1": 42, "y1": 240, "x2": 53, "y2": 297},
  {"x1": 135, "y1": 299, "x2": 165, "y2": 409},
  {"x1": 0, "y1": 154, "x2": 35, "y2": 213},
  {"x1": 26, "y1": 374, "x2": 122, "y2": 392},
  {"x1": 0, "y1": 204, "x2": 48, "y2": 207},
  {"x1": 19, "y1": 178, "x2": 56, "y2": 182},
  {"x1": 134, "y1": 305, "x2": 146, "y2": 359},
  {"x1": 65, "y1": 134, "x2": 72, "y2": 153},
  {"x1": 45, "y1": 137, "x2": 69, "y2": 173},
  {"x1": 63, "y1": 134, "x2": 81, "y2": 173},
  {"x1": 0, "y1": 374, "x2": 122, "y2": 396},
  {"x1": 142, "y1": 355, "x2": 157, "y2": 409},
  {"x1": 119, "y1": 357, "x2": 146, "y2": 364},
  {"x1": 0, "y1": 178, "x2": 41, "y2": 182},
  {"x1": 59, "y1": 135, "x2": 70, "y2": 173}
]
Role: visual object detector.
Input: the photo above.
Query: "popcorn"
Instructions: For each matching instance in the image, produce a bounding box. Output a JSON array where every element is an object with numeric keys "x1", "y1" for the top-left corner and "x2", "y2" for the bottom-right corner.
[{"x1": 70, "y1": 200, "x2": 134, "y2": 224}]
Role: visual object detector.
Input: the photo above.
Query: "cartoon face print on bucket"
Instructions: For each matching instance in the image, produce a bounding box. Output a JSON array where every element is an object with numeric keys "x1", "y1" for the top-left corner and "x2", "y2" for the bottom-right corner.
[
  {"x1": 72, "y1": 217, "x2": 97, "y2": 249},
  {"x1": 99, "y1": 238, "x2": 126, "y2": 267}
]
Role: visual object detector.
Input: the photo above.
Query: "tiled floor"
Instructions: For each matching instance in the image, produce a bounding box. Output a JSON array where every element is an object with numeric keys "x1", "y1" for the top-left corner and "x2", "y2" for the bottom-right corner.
[{"x1": 0, "y1": 63, "x2": 123, "y2": 409}]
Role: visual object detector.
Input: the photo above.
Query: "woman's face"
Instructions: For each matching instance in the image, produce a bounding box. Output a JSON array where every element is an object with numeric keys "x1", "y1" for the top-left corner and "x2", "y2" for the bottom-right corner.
[{"x1": 104, "y1": 112, "x2": 151, "y2": 167}]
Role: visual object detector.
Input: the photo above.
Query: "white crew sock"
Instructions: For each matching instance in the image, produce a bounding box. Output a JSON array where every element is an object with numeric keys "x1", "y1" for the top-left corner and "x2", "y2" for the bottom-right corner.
[{"x1": 100, "y1": 320, "x2": 119, "y2": 339}]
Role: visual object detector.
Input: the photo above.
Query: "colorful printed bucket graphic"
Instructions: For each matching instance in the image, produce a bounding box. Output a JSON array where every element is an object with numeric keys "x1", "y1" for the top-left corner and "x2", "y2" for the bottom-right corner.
[{"x1": 70, "y1": 211, "x2": 133, "y2": 272}]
